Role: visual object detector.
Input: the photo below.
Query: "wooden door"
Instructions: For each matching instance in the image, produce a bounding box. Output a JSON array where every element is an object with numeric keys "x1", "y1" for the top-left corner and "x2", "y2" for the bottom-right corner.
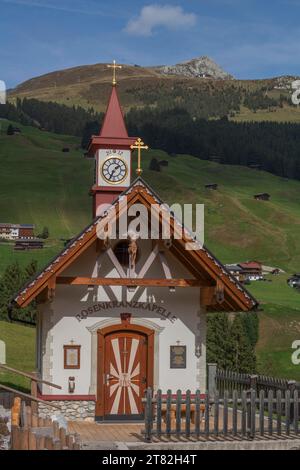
[{"x1": 104, "y1": 331, "x2": 147, "y2": 418}]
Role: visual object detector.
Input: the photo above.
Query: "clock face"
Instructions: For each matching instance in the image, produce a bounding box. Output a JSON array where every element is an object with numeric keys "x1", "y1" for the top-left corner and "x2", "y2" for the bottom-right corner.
[{"x1": 101, "y1": 156, "x2": 128, "y2": 185}]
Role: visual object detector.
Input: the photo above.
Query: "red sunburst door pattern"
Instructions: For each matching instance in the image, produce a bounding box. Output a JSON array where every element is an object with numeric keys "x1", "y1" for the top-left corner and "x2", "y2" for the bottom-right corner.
[{"x1": 104, "y1": 332, "x2": 147, "y2": 416}]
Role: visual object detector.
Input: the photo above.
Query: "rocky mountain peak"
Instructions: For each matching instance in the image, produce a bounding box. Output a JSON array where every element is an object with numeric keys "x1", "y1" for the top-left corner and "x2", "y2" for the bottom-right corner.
[{"x1": 156, "y1": 56, "x2": 234, "y2": 80}]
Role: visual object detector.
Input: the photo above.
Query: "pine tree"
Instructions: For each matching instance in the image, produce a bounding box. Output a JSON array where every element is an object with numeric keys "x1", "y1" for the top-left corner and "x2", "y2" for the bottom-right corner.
[
  {"x1": 207, "y1": 312, "x2": 257, "y2": 373},
  {"x1": 38, "y1": 226, "x2": 49, "y2": 239},
  {"x1": 230, "y1": 316, "x2": 256, "y2": 373},
  {"x1": 6, "y1": 124, "x2": 14, "y2": 135},
  {"x1": 207, "y1": 313, "x2": 235, "y2": 369},
  {"x1": 24, "y1": 260, "x2": 38, "y2": 282},
  {"x1": 0, "y1": 262, "x2": 23, "y2": 320},
  {"x1": 43, "y1": 227, "x2": 49, "y2": 239},
  {"x1": 0, "y1": 261, "x2": 38, "y2": 323},
  {"x1": 149, "y1": 158, "x2": 161, "y2": 172}
]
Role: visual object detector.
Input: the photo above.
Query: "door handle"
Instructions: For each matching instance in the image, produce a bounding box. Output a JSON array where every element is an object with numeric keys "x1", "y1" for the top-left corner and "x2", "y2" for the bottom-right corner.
[{"x1": 104, "y1": 374, "x2": 114, "y2": 385}]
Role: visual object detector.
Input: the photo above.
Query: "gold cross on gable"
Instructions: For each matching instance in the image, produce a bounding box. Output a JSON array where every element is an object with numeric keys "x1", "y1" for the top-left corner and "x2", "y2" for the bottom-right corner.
[
  {"x1": 130, "y1": 138, "x2": 149, "y2": 176},
  {"x1": 107, "y1": 60, "x2": 122, "y2": 86}
]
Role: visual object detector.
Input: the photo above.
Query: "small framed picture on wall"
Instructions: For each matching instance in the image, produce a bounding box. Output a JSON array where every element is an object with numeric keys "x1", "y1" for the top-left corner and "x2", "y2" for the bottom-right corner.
[
  {"x1": 170, "y1": 345, "x2": 187, "y2": 369},
  {"x1": 64, "y1": 345, "x2": 81, "y2": 369}
]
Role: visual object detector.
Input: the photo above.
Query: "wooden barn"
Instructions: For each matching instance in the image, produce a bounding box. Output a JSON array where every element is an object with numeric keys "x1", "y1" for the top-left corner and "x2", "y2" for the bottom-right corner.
[{"x1": 254, "y1": 193, "x2": 270, "y2": 201}]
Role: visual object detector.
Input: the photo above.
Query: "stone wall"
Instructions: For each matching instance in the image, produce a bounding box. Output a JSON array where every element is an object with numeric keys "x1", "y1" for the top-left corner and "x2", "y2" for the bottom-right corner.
[
  {"x1": 0, "y1": 406, "x2": 11, "y2": 450},
  {"x1": 38, "y1": 401, "x2": 96, "y2": 421}
]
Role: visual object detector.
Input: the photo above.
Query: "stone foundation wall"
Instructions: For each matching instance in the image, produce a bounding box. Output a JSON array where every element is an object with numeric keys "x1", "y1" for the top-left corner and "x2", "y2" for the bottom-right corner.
[{"x1": 38, "y1": 401, "x2": 96, "y2": 421}]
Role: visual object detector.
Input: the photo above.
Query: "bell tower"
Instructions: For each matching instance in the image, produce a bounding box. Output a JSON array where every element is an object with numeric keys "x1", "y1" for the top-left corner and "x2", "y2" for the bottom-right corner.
[{"x1": 87, "y1": 61, "x2": 137, "y2": 218}]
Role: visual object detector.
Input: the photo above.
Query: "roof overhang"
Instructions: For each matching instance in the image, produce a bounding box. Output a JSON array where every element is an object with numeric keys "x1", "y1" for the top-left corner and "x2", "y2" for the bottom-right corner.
[{"x1": 12, "y1": 178, "x2": 258, "y2": 312}]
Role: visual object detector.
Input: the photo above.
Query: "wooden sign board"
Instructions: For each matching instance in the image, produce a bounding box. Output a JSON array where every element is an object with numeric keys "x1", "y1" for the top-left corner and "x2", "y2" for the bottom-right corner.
[{"x1": 170, "y1": 345, "x2": 186, "y2": 369}]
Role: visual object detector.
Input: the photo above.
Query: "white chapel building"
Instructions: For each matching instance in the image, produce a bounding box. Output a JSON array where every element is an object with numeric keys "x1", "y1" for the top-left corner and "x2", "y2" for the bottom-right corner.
[{"x1": 12, "y1": 71, "x2": 257, "y2": 421}]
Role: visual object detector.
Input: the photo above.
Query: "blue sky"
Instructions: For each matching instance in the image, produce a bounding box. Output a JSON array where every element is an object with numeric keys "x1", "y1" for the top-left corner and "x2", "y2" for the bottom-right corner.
[{"x1": 1, "y1": 0, "x2": 300, "y2": 87}]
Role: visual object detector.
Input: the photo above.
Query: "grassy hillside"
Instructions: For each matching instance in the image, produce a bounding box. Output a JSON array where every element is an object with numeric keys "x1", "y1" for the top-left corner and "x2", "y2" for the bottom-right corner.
[
  {"x1": 0, "y1": 120, "x2": 92, "y2": 239},
  {"x1": 0, "y1": 120, "x2": 300, "y2": 384},
  {"x1": 1, "y1": 119, "x2": 300, "y2": 276},
  {"x1": 0, "y1": 321, "x2": 35, "y2": 391},
  {"x1": 248, "y1": 275, "x2": 300, "y2": 380},
  {"x1": 255, "y1": 303, "x2": 300, "y2": 380},
  {"x1": 8, "y1": 63, "x2": 300, "y2": 123}
]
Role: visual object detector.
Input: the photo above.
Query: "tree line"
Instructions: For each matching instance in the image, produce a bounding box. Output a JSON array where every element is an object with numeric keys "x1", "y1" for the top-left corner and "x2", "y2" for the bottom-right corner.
[
  {"x1": 125, "y1": 107, "x2": 300, "y2": 180},
  {"x1": 2, "y1": 97, "x2": 300, "y2": 181},
  {"x1": 0, "y1": 98, "x2": 102, "y2": 137},
  {"x1": 207, "y1": 311, "x2": 258, "y2": 373}
]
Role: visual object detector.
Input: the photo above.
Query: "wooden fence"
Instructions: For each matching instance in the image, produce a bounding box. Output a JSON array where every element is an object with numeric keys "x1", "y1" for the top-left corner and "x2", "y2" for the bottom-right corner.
[
  {"x1": 0, "y1": 391, "x2": 15, "y2": 409},
  {"x1": 215, "y1": 368, "x2": 300, "y2": 397},
  {"x1": 0, "y1": 364, "x2": 62, "y2": 415},
  {"x1": 142, "y1": 388, "x2": 300, "y2": 442},
  {"x1": 10, "y1": 397, "x2": 81, "y2": 450}
]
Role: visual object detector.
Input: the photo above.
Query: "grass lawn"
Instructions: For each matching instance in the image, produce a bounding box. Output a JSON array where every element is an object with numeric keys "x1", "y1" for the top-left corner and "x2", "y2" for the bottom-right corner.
[
  {"x1": 247, "y1": 275, "x2": 300, "y2": 380},
  {"x1": 0, "y1": 241, "x2": 64, "y2": 275},
  {"x1": 0, "y1": 321, "x2": 35, "y2": 392},
  {"x1": 233, "y1": 104, "x2": 300, "y2": 123},
  {"x1": 248, "y1": 274, "x2": 300, "y2": 311},
  {"x1": 256, "y1": 303, "x2": 300, "y2": 381}
]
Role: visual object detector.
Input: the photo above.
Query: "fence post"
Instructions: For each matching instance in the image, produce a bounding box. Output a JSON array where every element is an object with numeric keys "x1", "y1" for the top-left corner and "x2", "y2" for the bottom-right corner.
[
  {"x1": 250, "y1": 375, "x2": 258, "y2": 392},
  {"x1": 294, "y1": 389, "x2": 299, "y2": 434},
  {"x1": 288, "y1": 380, "x2": 296, "y2": 422},
  {"x1": 28, "y1": 430, "x2": 37, "y2": 450},
  {"x1": 207, "y1": 363, "x2": 217, "y2": 397},
  {"x1": 250, "y1": 389, "x2": 256, "y2": 438},
  {"x1": 31, "y1": 372, "x2": 38, "y2": 415},
  {"x1": 144, "y1": 388, "x2": 153, "y2": 443},
  {"x1": 11, "y1": 425, "x2": 20, "y2": 450}
]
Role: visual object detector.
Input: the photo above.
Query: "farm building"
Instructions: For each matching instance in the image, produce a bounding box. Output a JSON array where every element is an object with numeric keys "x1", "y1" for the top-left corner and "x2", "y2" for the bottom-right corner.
[
  {"x1": 238, "y1": 261, "x2": 263, "y2": 281},
  {"x1": 254, "y1": 193, "x2": 270, "y2": 201},
  {"x1": 14, "y1": 240, "x2": 44, "y2": 251},
  {"x1": 225, "y1": 264, "x2": 245, "y2": 283},
  {"x1": 0, "y1": 223, "x2": 35, "y2": 240},
  {"x1": 205, "y1": 183, "x2": 218, "y2": 190}
]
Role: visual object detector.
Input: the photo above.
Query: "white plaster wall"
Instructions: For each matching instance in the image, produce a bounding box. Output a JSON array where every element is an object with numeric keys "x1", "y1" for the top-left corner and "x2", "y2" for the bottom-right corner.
[{"x1": 40, "y1": 240, "x2": 206, "y2": 395}]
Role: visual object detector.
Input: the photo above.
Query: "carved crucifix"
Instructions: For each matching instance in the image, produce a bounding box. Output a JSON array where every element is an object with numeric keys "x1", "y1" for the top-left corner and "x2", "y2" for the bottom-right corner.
[{"x1": 128, "y1": 237, "x2": 138, "y2": 271}]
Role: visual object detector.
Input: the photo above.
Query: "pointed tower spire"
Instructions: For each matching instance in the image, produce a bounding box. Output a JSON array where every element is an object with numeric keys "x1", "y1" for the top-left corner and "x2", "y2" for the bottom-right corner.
[
  {"x1": 99, "y1": 86, "x2": 129, "y2": 138},
  {"x1": 87, "y1": 62, "x2": 139, "y2": 218}
]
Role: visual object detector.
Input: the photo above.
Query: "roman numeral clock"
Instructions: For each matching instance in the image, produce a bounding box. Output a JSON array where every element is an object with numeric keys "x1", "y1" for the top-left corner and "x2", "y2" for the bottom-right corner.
[{"x1": 98, "y1": 149, "x2": 130, "y2": 187}]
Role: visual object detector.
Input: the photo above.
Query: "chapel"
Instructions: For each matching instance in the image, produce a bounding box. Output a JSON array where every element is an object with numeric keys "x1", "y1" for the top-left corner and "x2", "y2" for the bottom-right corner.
[{"x1": 12, "y1": 62, "x2": 257, "y2": 421}]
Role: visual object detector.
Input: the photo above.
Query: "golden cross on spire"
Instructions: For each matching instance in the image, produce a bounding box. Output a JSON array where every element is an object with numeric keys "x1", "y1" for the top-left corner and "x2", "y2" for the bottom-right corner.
[
  {"x1": 130, "y1": 138, "x2": 149, "y2": 176},
  {"x1": 107, "y1": 60, "x2": 122, "y2": 86}
]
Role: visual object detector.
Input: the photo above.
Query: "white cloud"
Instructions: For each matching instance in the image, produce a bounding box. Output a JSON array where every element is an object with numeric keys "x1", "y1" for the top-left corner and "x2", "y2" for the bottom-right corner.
[{"x1": 125, "y1": 4, "x2": 197, "y2": 36}]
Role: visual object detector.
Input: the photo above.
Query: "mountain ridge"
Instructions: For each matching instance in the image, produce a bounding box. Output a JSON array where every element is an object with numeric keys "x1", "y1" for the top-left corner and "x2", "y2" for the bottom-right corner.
[
  {"x1": 153, "y1": 56, "x2": 234, "y2": 80},
  {"x1": 8, "y1": 58, "x2": 300, "y2": 123}
]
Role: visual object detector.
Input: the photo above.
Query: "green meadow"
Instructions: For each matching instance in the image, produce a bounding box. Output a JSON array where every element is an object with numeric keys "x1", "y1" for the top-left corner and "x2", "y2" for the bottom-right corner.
[{"x1": 0, "y1": 120, "x2": 299, "y2": 385}]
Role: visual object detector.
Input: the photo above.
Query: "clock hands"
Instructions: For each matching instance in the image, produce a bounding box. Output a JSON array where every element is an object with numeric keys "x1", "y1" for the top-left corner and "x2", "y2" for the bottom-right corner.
[
  {"x1": 109, "y1": 164, "x2": 120, "y2": 179},
  {"x1": 102, "y1": 157, "x2": 127, "y2": 184}
]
